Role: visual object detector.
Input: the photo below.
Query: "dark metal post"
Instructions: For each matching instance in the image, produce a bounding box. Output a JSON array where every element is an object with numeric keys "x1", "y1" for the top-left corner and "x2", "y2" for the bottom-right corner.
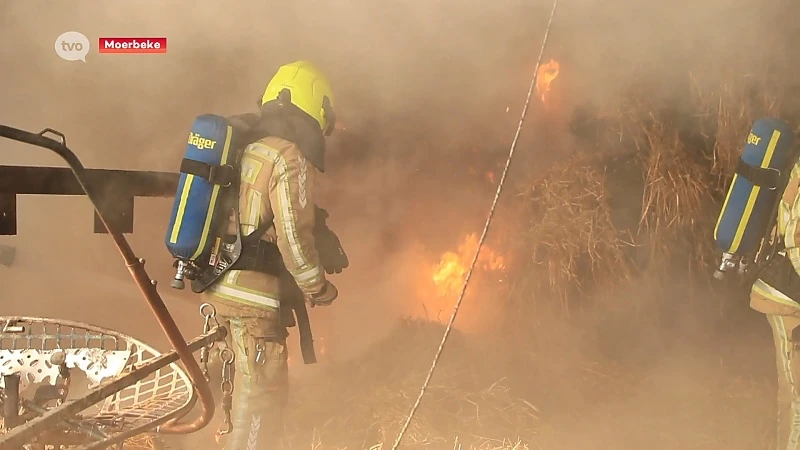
[{"x1": 2, "y1": 373, "x2": 21, "y2": 429}]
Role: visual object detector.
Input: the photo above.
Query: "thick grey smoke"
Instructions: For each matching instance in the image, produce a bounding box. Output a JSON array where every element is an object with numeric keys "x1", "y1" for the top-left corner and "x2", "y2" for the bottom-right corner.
[{"x1": 0, "y1": 0, "x2": 794, "y2": 446}]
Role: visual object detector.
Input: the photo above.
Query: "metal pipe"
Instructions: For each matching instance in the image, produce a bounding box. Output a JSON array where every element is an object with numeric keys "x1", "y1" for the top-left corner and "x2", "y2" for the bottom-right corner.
[
  {"x1": 0, "y1": 165, "x2": 178, "y2": 196},
  {"x1": 0, "y1": 125, "x2": 216, "y2": 435}
]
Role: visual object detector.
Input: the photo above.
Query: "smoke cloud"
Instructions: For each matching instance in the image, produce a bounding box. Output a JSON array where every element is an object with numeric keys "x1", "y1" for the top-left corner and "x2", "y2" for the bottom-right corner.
[{"x1": 0, "y1": 0, "x2": 795, "y2": 447}]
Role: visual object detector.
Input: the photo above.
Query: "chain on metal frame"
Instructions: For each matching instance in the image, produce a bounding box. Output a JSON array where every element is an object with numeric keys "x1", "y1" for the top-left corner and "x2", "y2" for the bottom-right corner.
[{"x1": 199, "y1": 303, "x2": 235, "y2": 438}]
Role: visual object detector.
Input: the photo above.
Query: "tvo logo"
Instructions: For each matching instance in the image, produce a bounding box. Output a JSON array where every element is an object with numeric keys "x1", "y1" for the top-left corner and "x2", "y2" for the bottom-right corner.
[{"x1": 55, "y1": 31, "x2": 90, "y2": 62}]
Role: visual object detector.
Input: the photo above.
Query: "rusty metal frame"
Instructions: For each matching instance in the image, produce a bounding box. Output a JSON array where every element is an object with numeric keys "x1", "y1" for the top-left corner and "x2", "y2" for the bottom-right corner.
[
  {"x1": 0, "y1": 164, "x2": 179, "y2": 235},
  {"x1": 0, "y1": 325, "x2": 227, "y2": 449},
  {"x1": 0, "y1": 125, "x2": 215, "y2": 441}
]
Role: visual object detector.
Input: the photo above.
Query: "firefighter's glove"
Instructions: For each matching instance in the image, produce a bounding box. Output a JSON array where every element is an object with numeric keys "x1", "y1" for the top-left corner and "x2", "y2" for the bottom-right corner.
[
  {"x1": 314, "y1": 207, "x2": 349, "y2": 275},
  {"x1": 316, "y1": 229, "x2": 349, "y2": 274},
  {"x1": 307, "y1": 281, "x2": 338, "y2": 308}
]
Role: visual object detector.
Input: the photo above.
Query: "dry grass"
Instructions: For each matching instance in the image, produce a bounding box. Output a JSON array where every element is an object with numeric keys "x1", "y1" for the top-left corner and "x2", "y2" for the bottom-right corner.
[
  {"x1": 510, "y1": 68, "x2": 787, "y2": 312},
  {"x1": 123, "y1": 433, "x2": 164, "y2": 449},
  {"x1": 515, "y1": 155, "x2": 634, "y2": 311},
  {"x1": 633, "y1": 72, "x2": 781, "y2": 269},
  {"x1": 285, "y1": 319, "x2": 541, "y2": 449},
  {"x1": 690, "y1": 72, "x2": 782, "y2": 192},
  {"x1": 306, "y1": 437, "x2": 532, "y2": 450},
  {"x1": 280, "y1": 315, "x2": 774, "y2": 450},
  {"x1": 634, "y1": 113, "x2": 715, "y2": 267}
]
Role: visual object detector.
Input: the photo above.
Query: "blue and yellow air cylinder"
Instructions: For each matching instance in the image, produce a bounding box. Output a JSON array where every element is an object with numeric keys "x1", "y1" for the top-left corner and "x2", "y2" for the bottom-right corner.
[
  {"x1": 165, "y1": 114, "x2": 235, "y2": 264},
  {"x1": 714, "y1": 117, "x2": 796, "y2": 262}
]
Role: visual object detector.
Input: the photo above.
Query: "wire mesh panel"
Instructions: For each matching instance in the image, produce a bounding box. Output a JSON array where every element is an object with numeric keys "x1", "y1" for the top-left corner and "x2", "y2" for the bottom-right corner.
[{"x1": 0, "y1": 316, "x2": 196, "y2": 446}]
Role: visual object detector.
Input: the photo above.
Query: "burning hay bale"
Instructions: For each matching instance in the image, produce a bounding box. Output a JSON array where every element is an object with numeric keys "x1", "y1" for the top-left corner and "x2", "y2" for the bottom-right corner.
[{"x1": 285, "y1": 319, "x2": 540, "y2": 449}]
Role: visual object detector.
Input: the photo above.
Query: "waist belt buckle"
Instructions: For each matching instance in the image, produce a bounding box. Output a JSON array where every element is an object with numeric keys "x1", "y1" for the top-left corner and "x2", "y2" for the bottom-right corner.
[{"x1": 209, "y1": 165, "x2": 235, "y2": 187}]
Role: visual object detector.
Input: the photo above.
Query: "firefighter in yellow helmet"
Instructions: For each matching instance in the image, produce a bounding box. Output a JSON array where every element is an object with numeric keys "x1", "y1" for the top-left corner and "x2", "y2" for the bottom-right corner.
[{"x1": 206, "y1": 61, "x2": 347, "y2": 449}]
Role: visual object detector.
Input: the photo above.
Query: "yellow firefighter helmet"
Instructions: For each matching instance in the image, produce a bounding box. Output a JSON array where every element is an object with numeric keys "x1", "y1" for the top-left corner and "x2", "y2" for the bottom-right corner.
[{"x1": 261, "y1": 60, "x2": 336, "y2": 136}]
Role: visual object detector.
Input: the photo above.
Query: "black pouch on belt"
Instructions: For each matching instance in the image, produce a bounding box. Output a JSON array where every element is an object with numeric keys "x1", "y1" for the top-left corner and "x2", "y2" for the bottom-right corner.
[
  {"x1": 759, "y1": 252, "x2": 800, "y2": 300},
  {"x1": 229, "y1": 239, "x2": 285, "y2": 275}
]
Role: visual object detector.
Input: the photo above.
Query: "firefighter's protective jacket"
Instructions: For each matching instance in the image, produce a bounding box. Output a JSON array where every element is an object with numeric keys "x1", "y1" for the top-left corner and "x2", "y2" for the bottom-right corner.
[
  {"x1": 751, "y1": 161, "x2": 800, "y2": 315},
  {"x1": 207, "y1": 134, "x2": 327, "y2": 320}
]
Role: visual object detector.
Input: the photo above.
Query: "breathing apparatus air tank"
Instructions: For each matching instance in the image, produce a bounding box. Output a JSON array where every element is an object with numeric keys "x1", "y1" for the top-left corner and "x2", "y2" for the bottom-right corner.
[
  {"x1": 713, "y1": 117, "x2": 796, "y2": 280},
  {"x1": 165, "y1": 114, "x2": 239, "y2": 289}
]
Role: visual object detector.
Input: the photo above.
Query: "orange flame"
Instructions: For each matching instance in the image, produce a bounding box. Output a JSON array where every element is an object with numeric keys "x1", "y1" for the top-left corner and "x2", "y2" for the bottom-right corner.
[
  {"x1": 431, "y1": 233, "x2": 506, "y2": 298},
  {"x1": 535, "y1": 59, "x2": 560, "y2": 103}
]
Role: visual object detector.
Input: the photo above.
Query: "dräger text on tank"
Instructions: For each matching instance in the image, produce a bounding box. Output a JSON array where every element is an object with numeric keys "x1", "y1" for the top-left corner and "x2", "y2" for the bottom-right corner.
[{"x1": 188, "y1": 132, "x2": 217, "y2": 150}]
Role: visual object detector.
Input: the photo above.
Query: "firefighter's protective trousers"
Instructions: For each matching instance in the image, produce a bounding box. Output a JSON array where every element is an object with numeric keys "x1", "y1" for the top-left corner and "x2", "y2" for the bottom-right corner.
[
  {"x1": 750, "y1": 162, "x2": 800, "y2": 450},
  {"x1": 752, "y1": 280, "x2": 800, "y2": 450},
  {"x1": 206, "y1": 135, "x2": 329, "y2": 449}
]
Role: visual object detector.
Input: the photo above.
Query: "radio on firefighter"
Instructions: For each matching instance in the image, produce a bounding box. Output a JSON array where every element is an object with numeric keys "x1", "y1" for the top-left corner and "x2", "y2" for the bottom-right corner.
[
  {"x1": 165, "y1": 114, "x2": 241, "y2": 290},
  {"x1": 713, "y1": 117, "x2": 796, "y2": 280}
]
